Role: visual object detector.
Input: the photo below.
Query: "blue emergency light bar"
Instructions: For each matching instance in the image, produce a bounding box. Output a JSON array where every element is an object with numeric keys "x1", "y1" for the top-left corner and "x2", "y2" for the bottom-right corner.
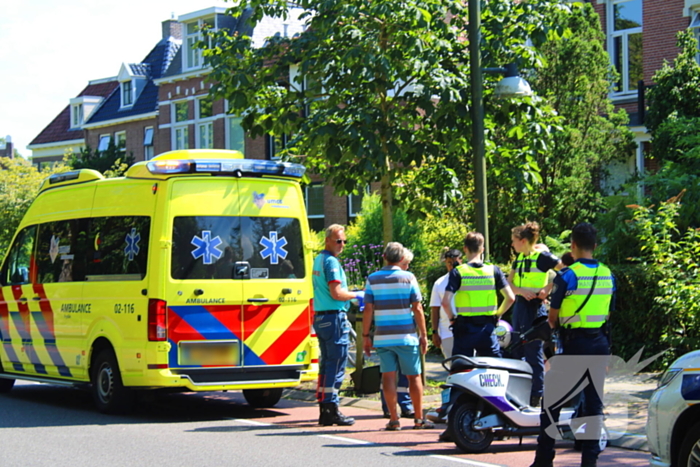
[{"x1": 146, "y1": 158, "x2": 306, "y2": 178}]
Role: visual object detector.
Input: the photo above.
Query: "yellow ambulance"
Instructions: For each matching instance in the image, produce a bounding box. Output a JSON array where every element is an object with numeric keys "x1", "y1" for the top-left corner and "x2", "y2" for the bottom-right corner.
[{"x1": 0, "y1": 150, "x2": 318, "y2": 413}]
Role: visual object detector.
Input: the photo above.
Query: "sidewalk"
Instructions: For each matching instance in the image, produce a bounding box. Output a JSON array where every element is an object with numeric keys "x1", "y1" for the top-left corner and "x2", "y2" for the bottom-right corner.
[{"x1": 285, "y1": 353, "x2": 659, "y2": 452}]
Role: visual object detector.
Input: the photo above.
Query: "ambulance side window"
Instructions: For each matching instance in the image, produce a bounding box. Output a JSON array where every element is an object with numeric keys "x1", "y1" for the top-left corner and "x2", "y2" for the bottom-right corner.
[
  {"x1": 86, "y1": 216, "x2": 150, "y2": 281},
  {"x1": 35, "y1": 219, "x2": 88, "y2": 284},
  {"x1": 1, "y1": 226, "x2": 37, "y2": 286}
]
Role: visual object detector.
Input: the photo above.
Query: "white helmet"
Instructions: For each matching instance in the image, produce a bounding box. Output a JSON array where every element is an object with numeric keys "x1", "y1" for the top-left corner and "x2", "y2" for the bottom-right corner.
[{"x1": 494, "y1": 320, "x2": 513, "y2": 348}]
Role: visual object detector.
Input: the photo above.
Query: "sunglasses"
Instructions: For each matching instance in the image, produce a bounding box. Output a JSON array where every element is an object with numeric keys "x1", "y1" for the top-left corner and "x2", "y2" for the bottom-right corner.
[{"x1": 336, "y1": 239, "x2": 348, "y2": 244}]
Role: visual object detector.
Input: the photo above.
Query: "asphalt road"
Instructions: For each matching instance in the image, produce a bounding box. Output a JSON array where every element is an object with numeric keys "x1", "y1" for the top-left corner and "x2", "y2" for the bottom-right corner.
[{"x1": 0, "y1": 381, "x2": 651, "y2": 467}]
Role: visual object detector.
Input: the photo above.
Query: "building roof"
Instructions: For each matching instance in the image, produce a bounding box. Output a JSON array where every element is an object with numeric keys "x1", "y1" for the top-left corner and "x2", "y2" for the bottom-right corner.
[
  {"x1": 86, "y1": 36, "x2": 180, "y2": 125},
  {"x1": 29, "y1": 80, "x2": 118, "y2": 146}
]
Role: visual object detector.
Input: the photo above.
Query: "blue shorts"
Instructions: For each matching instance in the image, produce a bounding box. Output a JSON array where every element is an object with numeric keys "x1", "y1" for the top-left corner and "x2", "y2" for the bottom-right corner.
[{"x1": 376, "y1": 345, "x2": 421, "y2": 375}]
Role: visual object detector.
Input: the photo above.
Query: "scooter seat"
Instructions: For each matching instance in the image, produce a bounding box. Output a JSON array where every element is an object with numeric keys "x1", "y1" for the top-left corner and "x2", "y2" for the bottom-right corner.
[{"x1": 450, "y1": 355, "x2": 533, "y2": 375}]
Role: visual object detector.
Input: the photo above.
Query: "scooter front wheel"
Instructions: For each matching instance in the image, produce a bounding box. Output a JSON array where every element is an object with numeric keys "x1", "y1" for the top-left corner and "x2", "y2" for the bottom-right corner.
[{"x1": 448, "y1": 401, "x2": 495, "y2": 453}]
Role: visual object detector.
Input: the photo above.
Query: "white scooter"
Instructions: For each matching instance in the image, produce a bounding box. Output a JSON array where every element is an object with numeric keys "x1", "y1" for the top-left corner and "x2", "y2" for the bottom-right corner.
[{"x1": 441, "y1": 319, "x2": 579, "y2": 453}]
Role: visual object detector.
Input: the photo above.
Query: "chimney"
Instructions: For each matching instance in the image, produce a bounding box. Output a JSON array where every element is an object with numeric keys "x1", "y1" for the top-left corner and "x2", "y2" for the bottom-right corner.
[
  {"x1": 2, "y1": 135, "x2": 13, "y2": 159},
  {"x1": 162, "y1": 19, "x2": 182, "y2": 41}
]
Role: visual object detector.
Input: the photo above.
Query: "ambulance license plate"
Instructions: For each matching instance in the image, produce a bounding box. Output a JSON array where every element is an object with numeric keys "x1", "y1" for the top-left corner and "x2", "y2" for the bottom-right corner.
[{"x1": 179, "y1": 340, "x2": 240, "y2": 366}]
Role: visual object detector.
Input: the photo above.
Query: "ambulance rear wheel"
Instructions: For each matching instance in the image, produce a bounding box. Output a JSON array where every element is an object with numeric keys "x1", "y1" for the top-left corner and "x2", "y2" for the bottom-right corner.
[
  {"x1": 243, "y1": 388, "x2": 283, "y2": 408},
  {"x1": 449, "y1": 401, "x2": 494, "y2": 453},
  {"x1": 91, "y1": 349, "x2": 134, "y2": 414}
]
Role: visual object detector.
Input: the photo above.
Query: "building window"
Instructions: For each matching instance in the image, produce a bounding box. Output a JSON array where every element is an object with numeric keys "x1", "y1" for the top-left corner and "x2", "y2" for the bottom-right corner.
[
  {"x1": 267, "y1": 134, "x2": 288, "y2": 160},
  {"x1": 348, "y1": 187, "x2": 368, "y2": 218},
  {"x1": 691, "y1": 11, "x2": 700, "y2": 64},
  {"x1": 608, "y1": 0, "x2": 643, "y2": 95},
  {"x1": 227, "y1": 116, "x2": 245, "y2": 154},
  {"x1": 198, "y1": 97, "x2": 213, "y2": 119},
  {"x1": 98, "y1": 134, "x2": 111, "y2": 152},
  {"x1": 114, "y1": 131, "x2": 126, "y2": 152},
  {"x1": 305, "y1": 184, "x2": 325, "y2": 232},
  {"x1": 198, "y1": 123, "x2": 214, "y2": 149},
  {"x1": 185, "y1": 21, "x2": 202, "y2": 70},
  {"x1": 174, "y1": 101, "x2": 189, "y2": 122},
  {"x1": 122, "y1": 80, "x2": 133, "y2": 107},
  {"x1": 143, "y1": 127, "x2": 154, "y2": 160},
  {"x1": 71, "y1": 104, "x2": 83, "y2": 128},
  {"x1": 175, "y1": 127, "x2": 189, "y2": 150}
]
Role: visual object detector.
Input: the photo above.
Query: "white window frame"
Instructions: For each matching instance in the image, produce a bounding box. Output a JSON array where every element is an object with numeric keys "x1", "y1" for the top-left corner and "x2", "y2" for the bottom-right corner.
[
  {"x1": 121, "y1": 80, "x2": 133, "y2": 108},
  {"x1": 114, "y1": 131, "x2": 126, "y2": 152},
  {"x1": 348, "y1": 186, "x2": 369, "y2": 218},
  {"x1": 305, "y1": 184, "x2": 325, "y2": 219},
  {"x1": 143, "y1": 127, "x2": 154, "y2": 160},
  {"x1": 70, "y1": 104, "x2": 83, "y2": 128},
  {"x1": 691, "y1": 11, "x2": 700, "y2": 65},
  {"x1": 607, "y1": 0, "x2": 643, "y2": 96},
  {"x1": 97, "y1": 134, "x2": 111, "y2": 152},
  {"x1": 226, "y1": 115, "x2": 245, "y2": 154},
  {"x1": 172, "y1": 100, "x2": 191, "y2": 150},
  {"x1": 174, "y1": 127, "x2": 189, "y2": 150},
  {"x1": 267, "y1": 134, "x2": 289, "y2": 160},
  {"x1": 197, "y1": 122, "x2": 214, "y2": 149}
]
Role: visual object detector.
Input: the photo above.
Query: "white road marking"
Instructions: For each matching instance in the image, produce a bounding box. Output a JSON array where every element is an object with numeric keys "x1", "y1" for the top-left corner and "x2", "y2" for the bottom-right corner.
[
  {"x1": 228, "y1": 418, "x2": 273, "y2": 426},
  {"x1": 429, "y1": 454, "x2": 503, "y2": 467},
  {"x1": 317, "y1": 434, "x2": 373, "y2": 445}
]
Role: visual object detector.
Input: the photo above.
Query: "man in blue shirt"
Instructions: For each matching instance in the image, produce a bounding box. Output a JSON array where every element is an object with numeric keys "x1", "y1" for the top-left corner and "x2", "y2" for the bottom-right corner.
[{"x1": 312, "y1": 224, "x2": 363, "y2": 426}]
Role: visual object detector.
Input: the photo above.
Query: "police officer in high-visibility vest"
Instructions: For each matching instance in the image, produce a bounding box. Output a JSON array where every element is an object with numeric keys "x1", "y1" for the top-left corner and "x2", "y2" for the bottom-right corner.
[
  {"x1": 508, "y1": 222, "x2": 563, "y2": 407},
  {"x1": 442, "y1": 232, "x2": 515, "y2": 358},
  {"x1": 530, "y1": 222, "x2": 615, "y2": 467}
]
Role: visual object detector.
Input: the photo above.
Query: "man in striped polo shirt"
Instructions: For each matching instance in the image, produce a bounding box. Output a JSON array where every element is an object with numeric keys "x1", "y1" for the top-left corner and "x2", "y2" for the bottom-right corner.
[{"x1": 362, "y1": 242, "x2": 432, "y2": 430}]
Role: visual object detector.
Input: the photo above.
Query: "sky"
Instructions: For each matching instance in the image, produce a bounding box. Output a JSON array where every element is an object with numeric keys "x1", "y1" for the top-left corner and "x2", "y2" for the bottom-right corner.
[{"x1": 0, "y1": 0, "x2": 230, "y2": 158}]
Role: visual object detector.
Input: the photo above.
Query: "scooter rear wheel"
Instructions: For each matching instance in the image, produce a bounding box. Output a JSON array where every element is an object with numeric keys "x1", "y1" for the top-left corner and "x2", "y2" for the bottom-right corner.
[{"x1": 448, "y1": 401, "x2": 495, "y2": 453}]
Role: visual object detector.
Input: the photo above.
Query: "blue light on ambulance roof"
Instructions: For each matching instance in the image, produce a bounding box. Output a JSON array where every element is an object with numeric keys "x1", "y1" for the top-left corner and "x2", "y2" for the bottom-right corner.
[{"x1": 146, "y1": 158, "x2": 305, "y2": 178}]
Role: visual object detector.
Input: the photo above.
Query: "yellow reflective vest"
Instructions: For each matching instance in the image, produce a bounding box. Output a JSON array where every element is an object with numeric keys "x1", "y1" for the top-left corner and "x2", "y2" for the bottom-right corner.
[
  {"x1": 454, "y1": 263, "x2": 498, "y2": 317},
  {"x1": 559, "y1": 261, "x2": 614, "y2": 329},
  {"x1": 513, "y1": 251, "x2": 548, "y2": 293}
]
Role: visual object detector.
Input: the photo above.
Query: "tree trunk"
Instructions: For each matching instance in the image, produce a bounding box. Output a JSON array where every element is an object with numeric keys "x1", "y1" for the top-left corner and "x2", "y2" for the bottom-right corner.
[{"x1": 380, "y1": 173, "x2": 393, "y2": 246}]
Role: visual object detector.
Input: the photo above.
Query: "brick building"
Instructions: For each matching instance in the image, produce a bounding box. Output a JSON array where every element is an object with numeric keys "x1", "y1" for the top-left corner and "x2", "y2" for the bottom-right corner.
[{"x1": 593, "y1": 0, "x2": 700, "y2": 191}]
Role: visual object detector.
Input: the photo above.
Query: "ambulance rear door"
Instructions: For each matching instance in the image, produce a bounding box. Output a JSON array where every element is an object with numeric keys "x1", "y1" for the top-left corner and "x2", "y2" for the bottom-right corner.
[
  {"x1": 236, "y1": 178, "x2": 312, "y2": 380},
  {"x1": 164, "y1": 178, "x2": 245, "y2": 379}
]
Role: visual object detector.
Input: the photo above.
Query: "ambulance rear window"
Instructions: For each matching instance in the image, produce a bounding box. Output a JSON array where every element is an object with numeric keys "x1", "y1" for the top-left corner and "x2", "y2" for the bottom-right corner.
[{"x1": 171, "y1": 216, "x2": 306, "y2": 280}]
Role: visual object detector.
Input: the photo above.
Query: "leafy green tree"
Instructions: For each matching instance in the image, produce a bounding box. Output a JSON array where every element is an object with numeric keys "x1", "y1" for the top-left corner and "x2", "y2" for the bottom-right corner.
[
  {"x1": 204, "y1": 0, "x2": 567, "y2": 246},
  {"x1": 645, "y1": 31, "x2": 700, "y2": 134},
  {"x1": 641, "y1": 32, "x2": 700, "y2": 229},
  {"x1": 485, "y1": 3, "x2": 635, "y2": 261},
  {"x1": 0, "y1": 158, "x2": 67, "y2": 257},
  {"x1": 67, "y1": 140, "x2": 134, "y2": 176}
]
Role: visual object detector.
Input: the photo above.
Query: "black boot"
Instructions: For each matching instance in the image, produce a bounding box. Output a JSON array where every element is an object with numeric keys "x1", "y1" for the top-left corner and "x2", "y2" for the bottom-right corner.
[
  {"x1": 530, "y1": 395, "x2": 542, "y2": 408},
  {"x1": 319, "y1": 402, "x2": 355, "y2": 426}
]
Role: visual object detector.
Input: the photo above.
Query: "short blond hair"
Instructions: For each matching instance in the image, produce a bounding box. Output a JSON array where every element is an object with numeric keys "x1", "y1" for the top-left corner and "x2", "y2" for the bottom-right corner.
[{"x1": 325, "y1": 224, "x2": 345, "y2": 238}]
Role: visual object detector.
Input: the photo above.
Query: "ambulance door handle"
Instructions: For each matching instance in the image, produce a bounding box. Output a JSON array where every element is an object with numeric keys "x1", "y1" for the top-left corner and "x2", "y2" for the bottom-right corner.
[
  {"x1": 18, "y1": 297, "x2": 27, "y2": 302},
  {"x1": 32, "y1": 296, "x2": 41, "y2": 301},
  {"x1": 247, "y1": 298, "x2": 269, "y2": 303}
]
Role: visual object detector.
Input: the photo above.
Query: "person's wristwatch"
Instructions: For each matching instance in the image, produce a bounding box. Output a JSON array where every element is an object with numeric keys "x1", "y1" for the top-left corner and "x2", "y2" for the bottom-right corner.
[{"x1": 432, "y1": 329, "x2": 438, "y2": 334}]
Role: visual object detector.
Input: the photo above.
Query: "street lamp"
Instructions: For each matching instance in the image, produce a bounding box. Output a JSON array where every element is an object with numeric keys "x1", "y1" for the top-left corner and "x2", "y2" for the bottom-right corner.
[{"x1": 468, "y1": 0, "x2": 533, "y2": 260}]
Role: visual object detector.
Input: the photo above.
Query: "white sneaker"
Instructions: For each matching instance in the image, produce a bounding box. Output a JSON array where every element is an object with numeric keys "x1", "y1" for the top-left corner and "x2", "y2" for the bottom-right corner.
[{"x1": 426, "y1": 409, "x2": 446, "y2": 424}]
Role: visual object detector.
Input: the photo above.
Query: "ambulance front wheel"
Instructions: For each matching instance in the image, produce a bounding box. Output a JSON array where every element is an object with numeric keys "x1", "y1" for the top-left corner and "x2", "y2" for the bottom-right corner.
[
  {"x1": 91, "y1": 349, "x2": 134, "y2": 414},
  {"x1": 0, "y1": 362, "x2": 15, "y2": 393},
  {"x1": 0, "y1": 377, "x2": 14, "y2": 393},
  {"x1": 243, "y1": 388, "x2": 283, "y2": 408}
]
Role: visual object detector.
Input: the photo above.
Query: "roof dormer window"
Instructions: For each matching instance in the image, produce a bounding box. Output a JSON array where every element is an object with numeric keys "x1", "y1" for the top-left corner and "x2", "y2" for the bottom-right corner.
[
  {"x1": 70, "y1": 103, "x2": 83, "y2": 129},
  {"x1": 185, "y1": 21, "x2": 208, "y2": 70},
  {"x1": 122, "y1": 80, "x2": 133, "y2": 107}
]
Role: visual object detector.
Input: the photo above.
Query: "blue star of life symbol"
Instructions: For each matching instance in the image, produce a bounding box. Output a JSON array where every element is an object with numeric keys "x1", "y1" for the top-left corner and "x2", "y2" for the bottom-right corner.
[
  {"x1": 124, "y1": 228, "x2": 141, "y2": 261},
  {"x1": 259, "y1": 231, "x2": 288, "y2": 265},
  {"x1": 191, "y1": 230, "x2": 223, "y2": 265}
]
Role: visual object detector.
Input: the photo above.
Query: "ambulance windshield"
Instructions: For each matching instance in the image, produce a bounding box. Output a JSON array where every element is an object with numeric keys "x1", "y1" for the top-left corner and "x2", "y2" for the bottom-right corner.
[{"x1": 171, "y1": 216, "x2": 306, "y2": 280}]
